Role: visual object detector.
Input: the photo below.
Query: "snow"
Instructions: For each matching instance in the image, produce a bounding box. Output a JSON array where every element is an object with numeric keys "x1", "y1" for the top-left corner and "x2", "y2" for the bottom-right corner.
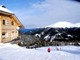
[
  {"x1": 0, "y1": 5, "x2": 13, "y2": 13},
  {"x1": 44, "y1": 35, "x2": 50, "y2": 41},
  {"x1": 74, "y1": 23, "x2": 80, "y2": 27},
  {"x1": 46, "y1": 21, "x2": 80, "y2": 28},
  {"x1": 0, "y1": 43, "x2": 80, "y2": 60}
]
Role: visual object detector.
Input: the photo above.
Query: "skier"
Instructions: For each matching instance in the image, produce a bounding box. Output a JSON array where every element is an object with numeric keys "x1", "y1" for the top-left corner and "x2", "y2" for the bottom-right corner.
[
  {"x1": 47, "y1": 47, "x2": 51, "y2": 53},
  {"x1": 47, "y1": 47, "x2": 51, "y2": 60}
]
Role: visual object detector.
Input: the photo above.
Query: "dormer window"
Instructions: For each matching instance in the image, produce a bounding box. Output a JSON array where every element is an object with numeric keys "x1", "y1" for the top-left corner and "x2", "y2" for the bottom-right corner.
[
  {"x1": 2, "y1": 20, "x2": 6, "y2": 25},
  {"x1": 11, "y1": 21, "x2": 14, "y2": 25}
]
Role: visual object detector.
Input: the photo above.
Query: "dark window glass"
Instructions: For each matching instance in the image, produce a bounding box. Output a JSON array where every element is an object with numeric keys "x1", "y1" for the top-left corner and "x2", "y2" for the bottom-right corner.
[
  {"x1": 2, "y1": 33, "x2": 5, "y2": 35},
  {"x1": 2, "y1": 32, "x2": 6, "y2": 38},
  {"x1": 11, "y1": 21, "x2": 14, "y2": 25},
  {"x1": 2, "y1": 20, "x2": 6, "y2": 25}
]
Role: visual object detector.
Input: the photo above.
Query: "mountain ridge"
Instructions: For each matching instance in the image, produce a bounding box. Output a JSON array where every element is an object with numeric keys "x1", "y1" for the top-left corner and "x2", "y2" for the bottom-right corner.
[{"x1": 45, "y1": 21, "x2": 80, "y2": 28}]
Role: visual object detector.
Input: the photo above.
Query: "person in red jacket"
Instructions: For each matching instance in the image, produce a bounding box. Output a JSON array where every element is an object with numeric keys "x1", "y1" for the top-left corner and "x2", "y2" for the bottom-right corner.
[{"x1": 47, "y1": 47, "x2": 51, "y2": 53}]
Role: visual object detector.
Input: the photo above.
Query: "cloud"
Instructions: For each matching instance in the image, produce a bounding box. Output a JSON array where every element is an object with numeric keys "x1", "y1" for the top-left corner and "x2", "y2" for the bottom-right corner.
[{"x1": 13, "y1": 0, "x2": 80, "y2": 28}]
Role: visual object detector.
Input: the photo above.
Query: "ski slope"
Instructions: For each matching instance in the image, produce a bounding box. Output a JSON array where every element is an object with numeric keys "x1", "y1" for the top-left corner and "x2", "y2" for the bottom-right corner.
[{"x1": 0, "y1": 43, "x2": 80, "y2": 60}]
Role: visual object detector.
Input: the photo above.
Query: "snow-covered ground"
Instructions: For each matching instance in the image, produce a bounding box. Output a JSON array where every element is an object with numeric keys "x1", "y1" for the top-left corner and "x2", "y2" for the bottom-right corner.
[{"x1": 0, "y1": 43, "x2": 80, "y2": 60}]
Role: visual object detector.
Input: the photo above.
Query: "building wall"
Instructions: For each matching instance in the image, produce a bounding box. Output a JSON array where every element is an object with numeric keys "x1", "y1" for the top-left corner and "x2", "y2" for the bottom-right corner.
[
  {"x1": 0, "y1": 16, "x2": 2, "y2": 42},
  {"x1": 0, "y1": 14, "x2": 19, "y2": 43}
]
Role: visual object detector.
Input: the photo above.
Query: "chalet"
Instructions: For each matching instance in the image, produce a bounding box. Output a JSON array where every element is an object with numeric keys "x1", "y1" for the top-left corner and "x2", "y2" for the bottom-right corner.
[{"x1": 0, "y1": 5, "x2": 24, "y2": 43}]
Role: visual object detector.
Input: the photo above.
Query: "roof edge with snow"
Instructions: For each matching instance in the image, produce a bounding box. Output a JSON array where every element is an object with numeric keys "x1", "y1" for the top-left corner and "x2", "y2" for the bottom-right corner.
[
  {"x1": 0, "y1": 5, "x2": 13, "y2": 14},
  {"x1": 0, "y1": 5, "x2": 24, "y2": 28}
]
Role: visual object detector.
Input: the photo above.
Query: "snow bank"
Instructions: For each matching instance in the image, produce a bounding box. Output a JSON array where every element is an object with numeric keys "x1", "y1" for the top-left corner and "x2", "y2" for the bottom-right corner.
[{"x1": 0, "y1": 43, "x2": 20, "y2": 48}]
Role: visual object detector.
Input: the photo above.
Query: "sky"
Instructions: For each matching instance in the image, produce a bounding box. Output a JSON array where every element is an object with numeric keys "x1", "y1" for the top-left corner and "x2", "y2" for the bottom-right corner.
[{"x1": 0, "y1": 0, "x2": 80, "y2": 28}]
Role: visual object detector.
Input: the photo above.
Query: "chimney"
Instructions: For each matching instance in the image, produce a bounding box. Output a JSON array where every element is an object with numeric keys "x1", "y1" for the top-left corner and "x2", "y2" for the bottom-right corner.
[{"x1": 0, "y1": 5, "x2": 6, "y2": 8}]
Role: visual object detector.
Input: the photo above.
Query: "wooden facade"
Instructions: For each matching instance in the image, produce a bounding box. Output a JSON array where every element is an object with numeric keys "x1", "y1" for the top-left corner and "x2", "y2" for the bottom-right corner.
[{"x1": 0, "y1": 6, "x2": 23, "y2": 43}]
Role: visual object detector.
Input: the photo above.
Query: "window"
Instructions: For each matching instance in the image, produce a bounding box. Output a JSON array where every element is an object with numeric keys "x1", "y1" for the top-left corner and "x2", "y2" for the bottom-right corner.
[
  {"x1": 2, "y1": 20, "x2": 6, "y2": 25},
  {"x1": 2, "y1": 32, "x2": 6, "y2": 38},
  {"x1": 11, "y1": 21, "x2": 14, "y2": 25}
]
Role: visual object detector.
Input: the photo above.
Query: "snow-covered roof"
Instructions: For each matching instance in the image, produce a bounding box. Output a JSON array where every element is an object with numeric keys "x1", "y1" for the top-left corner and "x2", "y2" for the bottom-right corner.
[
  {"x1": 0, "y1": 5, "x2": 24, "y2": 27},
  {"x1": 0, "y1": 5, "x2": 13, "y2": 14}
]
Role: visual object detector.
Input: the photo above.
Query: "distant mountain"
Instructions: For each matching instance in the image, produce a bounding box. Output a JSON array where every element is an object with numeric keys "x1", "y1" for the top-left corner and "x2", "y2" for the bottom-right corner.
[
  {"x1": 19, "y1": 22, "x2": 80, "y2": 42},
  {"x1": 45, "y1": 21, "x2": 80, "y2": 28},
  {"x1": 74, "y1": 23, "x2": 80, "y2": 27},
  {"x1": 34, "y1": 27, "x2": 80, "y2": 42}
]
